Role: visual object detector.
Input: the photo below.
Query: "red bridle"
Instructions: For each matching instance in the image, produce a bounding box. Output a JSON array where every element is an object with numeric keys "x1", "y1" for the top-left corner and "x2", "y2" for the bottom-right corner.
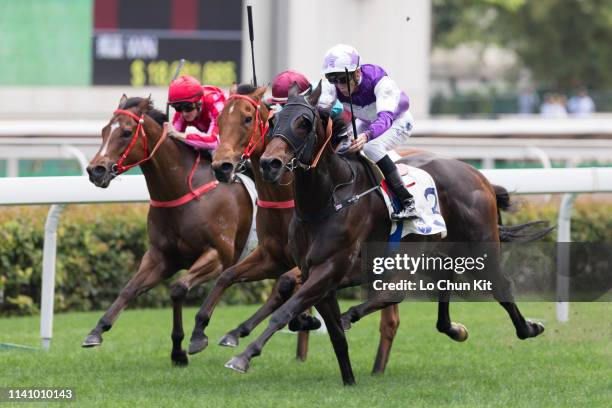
[
  {"x1": 227, "y1": 94, "x2": 273, "y2": 159},
  {"x1": 226, "y1": 94, "x2": 294, "y2": 209},
  {"x1": 111, "y1": 109, "x2": 168, "y2": 174}
]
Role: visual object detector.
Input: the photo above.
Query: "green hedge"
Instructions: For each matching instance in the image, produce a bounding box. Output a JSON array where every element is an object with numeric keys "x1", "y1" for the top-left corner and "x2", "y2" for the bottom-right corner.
[
  {"x1": 1, "y1": 200, "x2": 610, "y2": 316},
  {"x1": 0, "y1": 204, "x2": 273, "y2": 316}
]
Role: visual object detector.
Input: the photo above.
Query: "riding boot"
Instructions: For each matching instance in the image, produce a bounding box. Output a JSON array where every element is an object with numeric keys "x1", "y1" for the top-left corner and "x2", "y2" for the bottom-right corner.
[{"x1": 376, "y1": 155, "x2": 418, "y2": 220}]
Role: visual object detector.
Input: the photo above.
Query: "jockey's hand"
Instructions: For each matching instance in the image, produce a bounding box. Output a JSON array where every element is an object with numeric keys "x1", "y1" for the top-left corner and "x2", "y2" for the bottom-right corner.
[
  {"x1": 346, "y1": 133, "x2": 368, "y2": 154},
  {"x1": 165, "y1": 123, "x2": 186, "y2": 141}
]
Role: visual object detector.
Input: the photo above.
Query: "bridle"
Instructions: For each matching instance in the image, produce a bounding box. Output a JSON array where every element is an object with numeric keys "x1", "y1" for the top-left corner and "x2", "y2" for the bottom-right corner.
[
  {"x1": 269, "y1": 97, "x2": 333, "y2": 171},
  {"x1": 226, "y1": 94, "x2": 274, "y2": 172},
  {"x1": 110, "y1": 108, "x2": 168, "y2": 175}
]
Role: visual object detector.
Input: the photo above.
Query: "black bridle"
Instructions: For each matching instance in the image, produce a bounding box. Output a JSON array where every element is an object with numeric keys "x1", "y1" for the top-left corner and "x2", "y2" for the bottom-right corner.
[{"x1": 269, "y1": 97, "x2": 322, "y2": 170}]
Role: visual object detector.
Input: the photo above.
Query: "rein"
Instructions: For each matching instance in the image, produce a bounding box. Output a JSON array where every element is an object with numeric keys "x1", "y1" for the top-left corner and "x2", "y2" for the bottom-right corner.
[
  {"x1": 149, "y1": 150, "x2": 219, "y2": 208},
  {"x1": 112, "y1": 108, "x2": 218, "y2": 208}
]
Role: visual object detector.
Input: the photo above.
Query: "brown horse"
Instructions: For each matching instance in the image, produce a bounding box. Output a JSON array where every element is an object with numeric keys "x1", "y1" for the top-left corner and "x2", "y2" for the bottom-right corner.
[
  {"x1": 224, "y1": 83, "x2": 547, "y2": 385},
  {"x1": 84, "y1": 95, "x2": 253, "y2": 366},
  {"x1": 186, "y1": 84, "x2": 319, "y2": 360}
]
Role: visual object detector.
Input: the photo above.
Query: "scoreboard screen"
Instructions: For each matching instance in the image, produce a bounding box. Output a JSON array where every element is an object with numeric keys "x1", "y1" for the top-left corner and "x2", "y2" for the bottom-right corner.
[{"x1": 92, "y1": 0, "x2": 242, "y2": 87}]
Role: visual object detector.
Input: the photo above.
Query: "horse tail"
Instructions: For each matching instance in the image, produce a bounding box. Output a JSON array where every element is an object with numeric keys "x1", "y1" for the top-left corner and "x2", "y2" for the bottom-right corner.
[{"x1": 494, "y1": 184, "x2": 555, "y2": 242}]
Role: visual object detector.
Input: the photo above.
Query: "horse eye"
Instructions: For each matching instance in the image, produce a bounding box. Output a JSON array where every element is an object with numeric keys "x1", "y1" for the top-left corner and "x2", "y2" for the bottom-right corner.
[
  {"x1": 299, "y1": 117, "x2": 312, "y2": 130},
  {"x1": 244, "y1": 116, "x2": 253, "y2": 124},
  {"x1": 122, "y1": 129, "x2": 132, "y2": 138}
]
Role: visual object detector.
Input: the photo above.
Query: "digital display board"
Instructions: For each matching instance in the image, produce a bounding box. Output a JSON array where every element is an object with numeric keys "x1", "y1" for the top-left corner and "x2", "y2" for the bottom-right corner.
[{"x1": 92, "y1": 0, "x2": 242, "y2": 87}]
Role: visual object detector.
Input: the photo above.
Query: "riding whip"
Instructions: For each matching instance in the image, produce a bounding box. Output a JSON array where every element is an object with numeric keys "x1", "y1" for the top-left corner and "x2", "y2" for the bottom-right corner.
[
  {"x1": 247, "y1": 5, "x2": 257, "y2": 87},
  {"x1": 345, "y1": 67, "x2": 358, "y2": 140},
  {"x1": 166, "y1": 58, "x2": 186, "y2": 119}
]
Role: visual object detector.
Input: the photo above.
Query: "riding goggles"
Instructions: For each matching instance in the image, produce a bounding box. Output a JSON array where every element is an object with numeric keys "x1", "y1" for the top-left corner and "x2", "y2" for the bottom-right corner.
[
  {"x1": 325, "y1": 72, "x2": 353, "y2": 85},
  {"x1": 172, "y1": 102, "x2": 200, "y2": 112}
]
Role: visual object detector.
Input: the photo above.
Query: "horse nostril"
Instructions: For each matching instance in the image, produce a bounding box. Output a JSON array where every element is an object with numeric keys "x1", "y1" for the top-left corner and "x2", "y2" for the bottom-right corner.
[
  {"x1": 220, "y1": 162, "x2": 234, "y2": 174},
  {"x1": 92, "y1": 165, "x2": 107, "y2": 178},
  {"x1": 269, "y1": 159, "x2": 282, "y2": 171}
]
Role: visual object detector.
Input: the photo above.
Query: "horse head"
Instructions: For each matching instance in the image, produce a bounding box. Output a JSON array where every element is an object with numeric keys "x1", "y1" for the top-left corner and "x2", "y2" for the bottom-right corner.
[
  {"x1": 212, "y1": 85, "x2": 268, "y2": 183},
  {"x1": 87, "y1": 95, "x2": 166, "y2": 188},
  {"x1": 260, "y1": 81, "x2": 326, "y2": 183}
]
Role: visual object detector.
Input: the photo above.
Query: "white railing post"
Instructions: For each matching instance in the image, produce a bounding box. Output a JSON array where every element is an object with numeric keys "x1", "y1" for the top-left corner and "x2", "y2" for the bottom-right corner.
[
  {"x1": 40, "y1": 204, "x2": 65, "y2": 350},
  {"x1": 40, "y1": 145, "x2": 89, "y2": 350},
  {"x1": 556, "y1": 193, "x2": 576, "y2": 322},
  {"x1": 7, "y1": 158, "x2": 19, "y2": 177}
]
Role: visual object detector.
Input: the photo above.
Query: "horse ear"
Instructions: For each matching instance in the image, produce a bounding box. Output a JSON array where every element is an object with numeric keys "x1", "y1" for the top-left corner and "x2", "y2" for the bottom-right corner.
[
  {"x1": 288, "y1": 81, "x2": 300, "y2": 98},
  {"x1": 229, "y1": 82, "x2": 238, "y2": 95},
  {"x1": 118, "y1": 94, "x2": 128, "y2": 109},
  {"x1": 307, "y1": 80, "x2": 323, "y2": 106},
  {"x1": 253, "y1": 86, "x2": 268, "y2": 101}
]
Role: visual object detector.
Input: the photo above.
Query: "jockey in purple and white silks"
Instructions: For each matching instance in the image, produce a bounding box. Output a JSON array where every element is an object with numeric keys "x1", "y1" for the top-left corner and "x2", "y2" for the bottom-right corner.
[{"x1": 318, "y1": 44, "x2": 418, "y2": 220}]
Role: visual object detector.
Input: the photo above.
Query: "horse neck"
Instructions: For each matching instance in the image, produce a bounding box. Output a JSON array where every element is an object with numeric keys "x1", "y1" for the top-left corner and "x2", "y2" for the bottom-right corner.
[
  {"x1": 139, "y1": 118, "x2": 211, "y2": 202},
  {"x1": 293, "y1": 144, "x2": 347, "y2": 218}
]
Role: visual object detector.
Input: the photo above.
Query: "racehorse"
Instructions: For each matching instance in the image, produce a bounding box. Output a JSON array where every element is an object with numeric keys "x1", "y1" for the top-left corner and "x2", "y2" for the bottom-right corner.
[
  {"x1": 84, "y1": 95, "x2": 253, "y2": 366},
  {"x1": 224, "y1": 82, "x2": 549, "y2": 385},
  {"x1": 196, "y1": 84, "x2": 407, "y2": 373},
  {"x1": 186, "y1": 84, "x2": 329, "y2": 362}
]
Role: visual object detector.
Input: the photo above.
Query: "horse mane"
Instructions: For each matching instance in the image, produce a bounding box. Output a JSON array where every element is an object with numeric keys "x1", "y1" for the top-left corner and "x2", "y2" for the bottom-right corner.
[
  {"x1": 318, "y1": 108, "x2": 349, "y2": 141},
  {"x1": 123, "y1": 97, "x2": 168, "y2": 126}
]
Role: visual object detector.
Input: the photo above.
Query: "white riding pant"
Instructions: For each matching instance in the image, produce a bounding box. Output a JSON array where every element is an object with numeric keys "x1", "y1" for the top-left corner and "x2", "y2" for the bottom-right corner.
[{"x1": 359, "y1": 110, "x2": 414, "y2": 162}]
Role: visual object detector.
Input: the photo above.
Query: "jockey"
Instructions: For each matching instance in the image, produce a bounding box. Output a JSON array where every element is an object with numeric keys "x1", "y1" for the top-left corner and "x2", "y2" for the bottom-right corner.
[
  {"x1": 166, "y1": 75, "x2": 226, "y2": 151},
  {"x1": 319, "y1": 44, "x2": 418, "y2": 220},
  {"x1": 267, "y1": 70, "x2": 344, "y2": 118}
]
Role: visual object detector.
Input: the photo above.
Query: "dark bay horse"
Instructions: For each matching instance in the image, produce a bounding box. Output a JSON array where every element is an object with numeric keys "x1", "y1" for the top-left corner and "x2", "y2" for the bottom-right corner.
[
  {"x1": 186, "y1": 84, "x2": 318, "y2": 360},
  {"x1": 188, "y1": 84, "x2": 402, "y2": 373},
  {"x1": 224, "y1": 83, "x2": 547, "y2": 385},
  {"x1": 84, "y1": 95, "x2": 253, "y2": 366}
]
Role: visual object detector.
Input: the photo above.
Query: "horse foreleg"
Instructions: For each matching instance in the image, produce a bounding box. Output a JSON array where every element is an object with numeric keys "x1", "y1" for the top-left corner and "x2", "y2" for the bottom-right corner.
[
  {"x1": 224, "y1": 262, "x2": 342, "y2": 379},
  {"x1": 82, "y1": 250, "x2": 171, "y2": 348},
  {"x1": 219, "y1": 267, "x2": 299, "y2": 348},
  {"x1": 189, "y1": 245, "x2": 282, "y2": 355},
  {"x1": 170, "y1": 247, "x2": 223, "y2": 365}
]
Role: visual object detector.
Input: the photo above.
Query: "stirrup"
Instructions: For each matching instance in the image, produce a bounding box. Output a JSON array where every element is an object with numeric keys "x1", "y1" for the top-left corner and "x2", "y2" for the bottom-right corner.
[{"x1": 392, "y1": 199, "x2": 419, "y2": 220}]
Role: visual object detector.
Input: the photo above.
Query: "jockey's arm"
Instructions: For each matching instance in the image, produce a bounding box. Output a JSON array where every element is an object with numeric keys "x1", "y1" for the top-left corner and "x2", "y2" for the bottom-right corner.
[
  {"x1": 364, "y1": 76, "x2": 401, "y2": 141},
  {"x1": 183, "y1": 126, "x2": 219, "y2": 150}
]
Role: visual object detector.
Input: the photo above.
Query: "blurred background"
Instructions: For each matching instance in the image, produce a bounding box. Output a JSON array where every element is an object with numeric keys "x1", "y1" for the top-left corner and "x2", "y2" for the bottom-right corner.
[{"x1": 1, "y1": 0, "x2": 611, "y2": 177}]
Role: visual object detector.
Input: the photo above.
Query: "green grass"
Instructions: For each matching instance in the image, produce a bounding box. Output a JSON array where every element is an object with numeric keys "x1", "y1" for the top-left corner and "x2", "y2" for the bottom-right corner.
[{"x1": 0, "y1": 302, "x2": 610, "y2": 407}]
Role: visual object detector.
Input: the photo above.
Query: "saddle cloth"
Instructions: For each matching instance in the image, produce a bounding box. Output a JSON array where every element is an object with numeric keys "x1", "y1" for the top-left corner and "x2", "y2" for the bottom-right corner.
[
  {"x1": 235, "y1": 173, "x2": 259, "y2": 261},
  {"x1": 380, "y1": 153, "x2": 448, "y2": 240}
]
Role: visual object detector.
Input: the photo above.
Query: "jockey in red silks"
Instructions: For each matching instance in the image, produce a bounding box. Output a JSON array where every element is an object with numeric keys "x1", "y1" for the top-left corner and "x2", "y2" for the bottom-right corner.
[{"x1": 166, "y1": 75, "x2": 226, "y2": 151}]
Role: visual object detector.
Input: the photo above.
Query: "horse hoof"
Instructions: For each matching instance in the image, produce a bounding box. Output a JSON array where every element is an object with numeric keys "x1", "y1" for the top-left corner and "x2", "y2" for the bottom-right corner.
[
  {"x1": 527, "y1": 320, "x2": 545, "y2": 339},
  {"x1": 449, "y1": 322, "x2": 469, "y2": 342},
  {"x1": 171, "y1": 350, "x2": 189, "y2": 366},
  {"x1": 218, "y1": 333, "x2": 239, "y2": 348},
  {"x1": 341, "y1": 316, "x2": 352, "y2": 332},
  {"x1": 81, "y1": 333, "x2": 102, "y2": 348},
  {"x1": 224, "y1": 356, "x2": 250, "y2": 373},
  {"x1": 188, "y1": 335, "x2": 209, "y2": 355},
  {"x1": 288, "y1": 313, "x2": 321, "y2": 332}
]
